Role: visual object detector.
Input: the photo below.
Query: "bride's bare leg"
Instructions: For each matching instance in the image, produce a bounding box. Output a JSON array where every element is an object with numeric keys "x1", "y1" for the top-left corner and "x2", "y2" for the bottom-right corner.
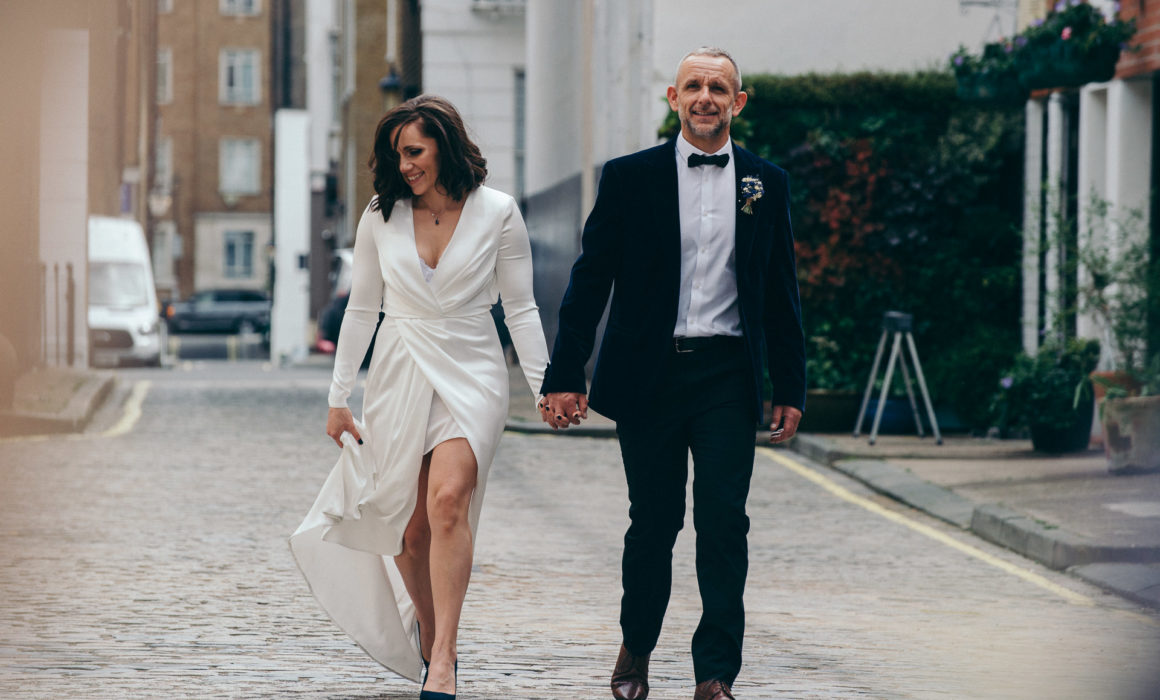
[
  {"x1": 394, "y1": 454, "x2": 435, "y2": 663},
  {"x1": 424, "y1": 437, "x2": 477, "y2": 694}
]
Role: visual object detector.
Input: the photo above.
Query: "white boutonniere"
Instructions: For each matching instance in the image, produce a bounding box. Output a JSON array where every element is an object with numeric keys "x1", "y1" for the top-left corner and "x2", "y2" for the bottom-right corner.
[{"x1": 740, "y1": 176, "x2": 763, "y2": 215}]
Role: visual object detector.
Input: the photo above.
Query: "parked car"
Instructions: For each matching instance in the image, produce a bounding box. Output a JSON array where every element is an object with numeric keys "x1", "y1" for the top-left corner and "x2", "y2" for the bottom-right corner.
[
  {"x1": 88, "y1": 216, "x2": 164, "y2": 367},
  {"x1": 165, "y1": 288, "x2": 271, "y2": 335}
]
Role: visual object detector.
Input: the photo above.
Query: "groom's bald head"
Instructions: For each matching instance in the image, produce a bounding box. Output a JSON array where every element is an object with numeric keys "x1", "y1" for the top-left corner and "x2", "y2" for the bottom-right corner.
[{"x1": 676, "y1": 47, "x2": 742, "y2": 95}]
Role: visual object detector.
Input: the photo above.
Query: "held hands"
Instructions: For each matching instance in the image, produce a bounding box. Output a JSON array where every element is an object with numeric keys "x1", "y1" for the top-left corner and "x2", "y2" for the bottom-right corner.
[
  {"x1": 769, "y1": 405, "x2": 803, "y2": 444},
  {"x1": 326, "y1": 406, "x2": 363, "y2": 448},
  {"x1": 539, "y1": 392, "x2": 588, "y2": 430}
]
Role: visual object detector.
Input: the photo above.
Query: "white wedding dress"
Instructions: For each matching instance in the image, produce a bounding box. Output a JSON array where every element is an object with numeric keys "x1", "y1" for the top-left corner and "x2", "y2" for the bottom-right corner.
[{"x1": 289, "y1": 186, "x2": 548, "y2": 681}]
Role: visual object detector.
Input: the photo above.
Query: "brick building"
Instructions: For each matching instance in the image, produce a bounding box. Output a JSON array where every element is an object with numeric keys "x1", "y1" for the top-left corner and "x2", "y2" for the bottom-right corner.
[{"x1": 153, "y1": 0, "x2": 274, "y2": 300}]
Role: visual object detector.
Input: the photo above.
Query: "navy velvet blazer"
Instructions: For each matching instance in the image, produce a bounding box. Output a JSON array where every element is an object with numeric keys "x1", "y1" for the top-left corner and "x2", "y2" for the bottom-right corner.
[{"x1": 540, "y1": 139, "x2": 806, "y2": 424}]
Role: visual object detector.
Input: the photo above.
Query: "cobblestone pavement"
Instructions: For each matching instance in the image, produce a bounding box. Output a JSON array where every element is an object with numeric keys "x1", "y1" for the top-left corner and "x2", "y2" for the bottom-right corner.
[{"x1": 1, "y1": 361, "x2": 1159, "y2": 699}]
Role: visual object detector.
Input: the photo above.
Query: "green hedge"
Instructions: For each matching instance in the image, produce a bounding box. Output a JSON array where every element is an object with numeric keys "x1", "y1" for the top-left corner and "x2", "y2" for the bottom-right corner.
[{"x1": 662, "y1": 71, "x2": 1025, "y2": 431}]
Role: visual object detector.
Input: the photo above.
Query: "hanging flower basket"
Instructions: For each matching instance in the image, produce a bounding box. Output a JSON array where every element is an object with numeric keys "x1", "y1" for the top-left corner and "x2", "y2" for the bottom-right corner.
[
  {"x1": 1011, "y1": 1, "x2": 1136, "y2": 91},
  {"x1": 1016, "y1": 41, "x2": 1123, "y2": 90}
]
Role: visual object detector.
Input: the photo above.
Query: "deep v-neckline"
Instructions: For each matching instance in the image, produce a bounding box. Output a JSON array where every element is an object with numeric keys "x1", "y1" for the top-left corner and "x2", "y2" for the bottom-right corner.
[{"x1": 410, "y1": 190, "x2": 472, "y2": 272}]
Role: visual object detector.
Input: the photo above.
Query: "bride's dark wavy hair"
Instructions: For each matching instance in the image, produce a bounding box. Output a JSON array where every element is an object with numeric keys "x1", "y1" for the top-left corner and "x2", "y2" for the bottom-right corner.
[{"x1": 369, "y1": 95, "x2": 488, "y2": 222}]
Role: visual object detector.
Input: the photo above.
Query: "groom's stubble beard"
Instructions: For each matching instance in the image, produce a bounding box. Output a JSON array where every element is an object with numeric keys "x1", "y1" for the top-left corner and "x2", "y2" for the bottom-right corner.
[{"x1": 681, "y1": 109, "x2": 730, "y2": 142}]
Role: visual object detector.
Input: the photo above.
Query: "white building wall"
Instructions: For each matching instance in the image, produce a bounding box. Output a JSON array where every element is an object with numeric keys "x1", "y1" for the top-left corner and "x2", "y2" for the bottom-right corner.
[
  {"x1": 1077, "y1": 86, "x2": 1109, "y2": 344},
  {"x1": 306, "y1": 0, "x2": 338, "y2": 187},
  {"x1": 39, "y1": 29, "x2": 90, "y2": 368},
  {"x1": 421, "y1": 0, "x2": 526, "y2": 197},
  {"x1": 525, "y1": 0, "x2": 580, "y2": 195},
  {"x1": 1022, "y1": 99, "x2": 1045, "y2": 356}
]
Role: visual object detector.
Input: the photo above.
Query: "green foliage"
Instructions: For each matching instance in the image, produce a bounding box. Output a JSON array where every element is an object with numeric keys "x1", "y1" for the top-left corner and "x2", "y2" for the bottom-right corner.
[
  {"x1": 1075, "y1": 195, "x2": 1160, "y2": 396},
  {"x1": 1021, "y1": 1, "x2": 1135, "y2": 55},
  {"x1": 657, "y1": 72, "x2": 1025, "y2": 430},
  {"x1": 995, "y1": 338, "x2": 1101, "y2": 433},
  {"x1": 951, "y1": 41, "x2": 1018, "y2": 78}
]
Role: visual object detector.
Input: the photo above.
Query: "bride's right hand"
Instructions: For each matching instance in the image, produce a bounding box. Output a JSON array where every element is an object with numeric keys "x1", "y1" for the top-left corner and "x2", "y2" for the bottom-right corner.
[{"x1": 326, "y1": 407, "x2": 363, "y2": 448}]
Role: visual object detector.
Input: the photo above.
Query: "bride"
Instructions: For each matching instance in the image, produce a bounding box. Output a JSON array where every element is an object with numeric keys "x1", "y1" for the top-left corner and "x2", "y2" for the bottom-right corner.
[{"x1": 290, "y1": 95, "x2": 549, "y2": 699}]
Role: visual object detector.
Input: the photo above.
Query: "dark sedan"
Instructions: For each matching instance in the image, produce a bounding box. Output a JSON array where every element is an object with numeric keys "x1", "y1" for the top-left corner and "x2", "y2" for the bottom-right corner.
[{"x1": 165, "y1": 288, "x2": 271, "y2": 335}]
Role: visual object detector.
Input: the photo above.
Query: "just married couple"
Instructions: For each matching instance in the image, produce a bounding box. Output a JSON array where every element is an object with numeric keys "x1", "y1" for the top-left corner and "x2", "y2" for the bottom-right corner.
[{"x1": 288, "y1": 47, "x2": 806, "y2": 700}]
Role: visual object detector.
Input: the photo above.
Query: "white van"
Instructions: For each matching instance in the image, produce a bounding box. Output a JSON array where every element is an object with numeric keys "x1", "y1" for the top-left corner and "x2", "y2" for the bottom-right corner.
[{"x1": 87, "y1": 216, "x2": 164, "y2": 367}]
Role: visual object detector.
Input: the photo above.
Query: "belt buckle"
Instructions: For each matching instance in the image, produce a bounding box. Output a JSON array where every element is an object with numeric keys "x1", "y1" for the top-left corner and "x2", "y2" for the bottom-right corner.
[{"x1": 674, "y1": 337, "x2": 693, "y2": 354}]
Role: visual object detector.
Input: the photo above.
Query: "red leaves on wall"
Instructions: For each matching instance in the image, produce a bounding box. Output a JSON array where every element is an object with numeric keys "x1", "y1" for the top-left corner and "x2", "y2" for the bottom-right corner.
[{"x1": 793, "y1": 138, "x2": 900, "y2": 301}]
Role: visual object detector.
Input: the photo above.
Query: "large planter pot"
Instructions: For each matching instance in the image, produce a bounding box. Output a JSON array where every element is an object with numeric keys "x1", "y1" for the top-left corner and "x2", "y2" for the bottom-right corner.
[
  {"x1": 1017, "y1": 42, "x2": 1122, "y2": 90},
  {"x1": 1029, "y1": 398, "x2": 1094, "y2": 453},
  {"x1": 955, "y1": 71, "x2": 1028, "y2": 105},
  {"x1": 1102, "y1": 395, "x2": 1160, "y2": 474}
]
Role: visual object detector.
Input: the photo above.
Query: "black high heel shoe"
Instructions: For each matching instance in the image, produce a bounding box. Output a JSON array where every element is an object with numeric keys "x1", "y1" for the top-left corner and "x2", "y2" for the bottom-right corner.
[
  {"x1": 416, "y1": 621, "x2": 430, "y2": 675},
  {"x1": 419, "y1": 658, "x2": 457, "y2": 700}
]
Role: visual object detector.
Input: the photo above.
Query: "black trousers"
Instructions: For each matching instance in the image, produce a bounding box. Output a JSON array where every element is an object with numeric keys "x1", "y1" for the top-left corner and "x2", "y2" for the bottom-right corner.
[{"x1": 615, "y1": 337, "x2": 755, "y2": 686}]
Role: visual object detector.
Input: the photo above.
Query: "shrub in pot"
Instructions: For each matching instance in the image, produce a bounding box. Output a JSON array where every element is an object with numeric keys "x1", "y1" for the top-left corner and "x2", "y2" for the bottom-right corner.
[
  {"x1": 1076, "y1": 196, "x2": 1160, "y2": 472},
  {"x1": 998, "y1": 338, "x2": 1100, "y2": 453}
]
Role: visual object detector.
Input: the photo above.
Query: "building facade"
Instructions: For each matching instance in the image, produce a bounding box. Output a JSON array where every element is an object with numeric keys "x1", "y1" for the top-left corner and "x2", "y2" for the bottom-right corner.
[
  {"x1": 153, "y1": 0, "x2": 274, "y2": 300},
  {"x1": 0, "y1": 0, "x2": 158, "y2": 371},
  {"x1": 1020, "y1": 0, "x2": 1157, "y2": 365}
]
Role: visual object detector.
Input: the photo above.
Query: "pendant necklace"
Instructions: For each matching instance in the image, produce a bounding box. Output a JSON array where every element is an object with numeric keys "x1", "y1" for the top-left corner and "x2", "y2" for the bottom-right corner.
[{"x1": 426, "y1": 201, "x2": 448, "y2": 226}]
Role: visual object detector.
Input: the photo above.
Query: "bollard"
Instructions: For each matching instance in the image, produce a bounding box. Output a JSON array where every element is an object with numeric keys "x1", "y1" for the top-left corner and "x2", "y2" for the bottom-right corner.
[{"x1": 0, "y1": 333, "x2": 17, "y2": 410}]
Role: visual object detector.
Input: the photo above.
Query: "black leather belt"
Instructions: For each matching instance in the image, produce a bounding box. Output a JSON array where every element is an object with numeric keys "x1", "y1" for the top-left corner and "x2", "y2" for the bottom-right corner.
[{"x1": 673, "y1": 335, "x2": 743, "y2": 353}]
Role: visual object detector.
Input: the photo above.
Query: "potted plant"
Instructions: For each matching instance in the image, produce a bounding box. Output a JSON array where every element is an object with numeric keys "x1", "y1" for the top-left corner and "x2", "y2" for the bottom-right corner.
[
  {"x1": 950, "y1": 41, "x2": 1028, "y2": 105},
  {"x1": 997, "y1": 338, "x2": 1100, "y2": 453},
  {"x1": 1077, "y1": 197, "x2": 1160, "y2": 473},
  {"x1": 1014, "y1": 0, "x2": 1135, "y2": 91}
]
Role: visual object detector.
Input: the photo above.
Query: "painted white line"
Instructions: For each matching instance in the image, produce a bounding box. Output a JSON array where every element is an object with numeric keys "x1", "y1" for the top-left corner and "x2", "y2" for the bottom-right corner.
[{"x1": 762, "y1": 447, "x2": 1160, "y2": 627}]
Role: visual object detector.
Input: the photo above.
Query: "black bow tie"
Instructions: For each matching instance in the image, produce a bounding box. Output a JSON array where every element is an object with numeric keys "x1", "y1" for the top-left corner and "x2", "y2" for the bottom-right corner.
[{"x1": 688, "y1": 152, "x2": 729, "y2": 168}]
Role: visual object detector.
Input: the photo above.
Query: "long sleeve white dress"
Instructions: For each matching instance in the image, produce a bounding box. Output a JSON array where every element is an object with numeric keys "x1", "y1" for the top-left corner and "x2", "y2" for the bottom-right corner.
[{"x1": 289, "y1": 186, "x2": 549, "y2": 681}]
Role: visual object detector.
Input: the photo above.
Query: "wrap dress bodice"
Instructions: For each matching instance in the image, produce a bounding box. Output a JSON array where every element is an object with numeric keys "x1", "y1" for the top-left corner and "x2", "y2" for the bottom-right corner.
[{"x1": 290, "y1": 186, "x2": 548, "y2": 681}]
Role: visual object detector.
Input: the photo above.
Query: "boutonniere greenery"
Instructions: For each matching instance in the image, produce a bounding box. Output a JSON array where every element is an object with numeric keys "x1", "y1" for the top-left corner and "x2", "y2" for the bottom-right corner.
[{"x1": 740, "y1": 176, "x2": 763, "y2": 215}]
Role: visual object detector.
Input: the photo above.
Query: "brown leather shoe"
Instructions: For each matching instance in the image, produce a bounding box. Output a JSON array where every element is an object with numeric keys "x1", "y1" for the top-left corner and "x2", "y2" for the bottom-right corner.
[
  {"x1": 611, "y1": 644, "x2": 649, "y2": 700},
  {"x1": 694, "y1": 679, "x2": 735, "y2": 700}
]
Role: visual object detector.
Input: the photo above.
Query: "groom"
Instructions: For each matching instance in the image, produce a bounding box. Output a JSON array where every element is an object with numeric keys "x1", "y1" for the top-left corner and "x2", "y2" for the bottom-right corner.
[{"x1": 540, "y1": 47, "x2": 806, "y2": 700}]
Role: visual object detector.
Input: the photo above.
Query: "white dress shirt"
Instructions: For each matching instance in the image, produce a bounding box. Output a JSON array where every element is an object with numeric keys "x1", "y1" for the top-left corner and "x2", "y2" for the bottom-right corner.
[{"x1": 673, "y1": 132, "x2": 742, "y2": 338}]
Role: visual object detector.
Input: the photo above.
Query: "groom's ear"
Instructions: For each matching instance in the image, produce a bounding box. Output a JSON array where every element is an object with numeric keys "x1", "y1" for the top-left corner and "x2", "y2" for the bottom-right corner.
[
  {"x1": 731, "y1": 89, "x2": 748, "y2": 116},
  {"x1": 666, "y1": 85, "x2": 679, "y2": 112}
]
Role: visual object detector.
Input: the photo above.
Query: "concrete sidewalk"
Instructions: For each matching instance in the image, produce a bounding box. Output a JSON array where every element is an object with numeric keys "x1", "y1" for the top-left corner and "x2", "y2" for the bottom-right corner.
[
  {"x1": 0, "y1": 367, "x2": 114, "y2": 437},
  {"x1": 505, "y1": 364, "x2": 1160, "y2": 611}
]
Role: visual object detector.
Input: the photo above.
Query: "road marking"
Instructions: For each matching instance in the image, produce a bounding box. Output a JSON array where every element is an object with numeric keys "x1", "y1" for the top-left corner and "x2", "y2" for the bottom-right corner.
[
  {"x1": 0, "y1": 381, "x2": 150, "y2": 444},
  {"x1": 93, "y1": 380, "x2": 150, "y2": 438},
  {"x1": 762, "y1": 447, "x2": 1159, "y2": 626}
]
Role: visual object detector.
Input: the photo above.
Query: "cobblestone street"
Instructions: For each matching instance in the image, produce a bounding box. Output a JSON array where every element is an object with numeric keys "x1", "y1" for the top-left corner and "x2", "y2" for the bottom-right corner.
[{"x1": 2, "y1": 361, "x2": 1159, "y2": 699}]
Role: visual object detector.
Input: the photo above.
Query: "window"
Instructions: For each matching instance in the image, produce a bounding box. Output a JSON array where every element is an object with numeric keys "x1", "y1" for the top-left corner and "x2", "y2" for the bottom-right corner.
[
  {"x1": 220, "y1": 49, "x2": 261, "y2": 105},
  {"x1": 158, "y1": 0, "x2": 173, "y2": 14},
  {"x1": 155, "y1": 137, "x2": 172, "y2": 190},
  {"x1": 219, "y1": 138, "x2": 260, "y2": 194},
  {"x1": 220, "y1": 0, "x2": 260, "y2": 16},
  {"x1": 223, "y1": 231, "x2": 255, "y2": 278},
  {"x1": 157, "y1": 48, "x2": 173, "y2": 104}
]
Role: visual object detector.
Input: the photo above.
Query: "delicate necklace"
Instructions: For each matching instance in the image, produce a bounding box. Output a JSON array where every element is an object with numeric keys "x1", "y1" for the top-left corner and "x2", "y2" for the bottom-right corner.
[{"x1": 422, "y1": 198, "x2": 449, "y2": 226}]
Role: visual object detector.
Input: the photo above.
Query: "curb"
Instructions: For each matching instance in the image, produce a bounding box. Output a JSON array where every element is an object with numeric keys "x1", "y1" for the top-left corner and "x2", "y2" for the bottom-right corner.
[
  {"x1": 787, "y1": 434, "x2": 1160, "y2": 610},
  {"x1": 970, "y1": 503, "x2": 1160, "y2": 570},
  {"x1": 0, "y1": 373, "x2": 114, "y2": 436}
]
